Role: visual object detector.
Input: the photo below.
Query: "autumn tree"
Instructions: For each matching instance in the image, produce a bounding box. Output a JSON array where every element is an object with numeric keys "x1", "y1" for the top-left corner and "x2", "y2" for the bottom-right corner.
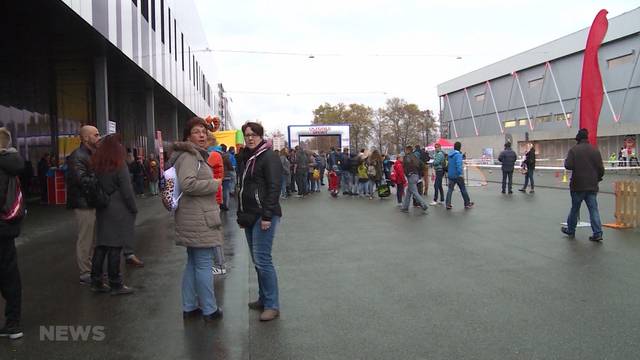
[{"x1": 311, "y1": 102, "x2": 373, "y2": 151}]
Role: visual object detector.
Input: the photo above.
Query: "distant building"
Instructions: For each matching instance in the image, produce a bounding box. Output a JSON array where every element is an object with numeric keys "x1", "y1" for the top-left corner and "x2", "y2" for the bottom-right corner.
[
  {"x1": 438, "y1": 7, "x2": 640, "y2": 160},
  {"x1": 271, "y1": 130, "x2": 286, "y2": 151}
]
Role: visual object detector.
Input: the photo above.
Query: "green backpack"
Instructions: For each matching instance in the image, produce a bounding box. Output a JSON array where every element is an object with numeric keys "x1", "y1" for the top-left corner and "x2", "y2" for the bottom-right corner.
[{"x1": 357, "y1": 163, "x2": 369, "y2": 180}]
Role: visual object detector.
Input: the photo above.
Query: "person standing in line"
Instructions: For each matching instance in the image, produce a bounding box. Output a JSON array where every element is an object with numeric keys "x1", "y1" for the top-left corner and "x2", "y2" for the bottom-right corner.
[
  {"x1": 66, "y1": 125, "x2": 101, "y2": 285},
  {"x1": 430, "y1": 144, "x2": 446, "y2": 205},
  {"x1": 220, "y1": 144, "x2": 234, "y2": 211},
  {"x1": 146, "y1": 154, "x2": 160, "y2": 196},
  {"x1": 279, "y1": 148, "x2": 291, "y2": 199},
  {"x1": 37, "y1": 153, "x2": 51, "y2": 204},
  {"x1": 561, "y1": 129, "x2": 605, "y2": 242},
  {"x1": 0, "y1": 128, "x2": 25, "y2": 339},
  {"x1": 339, "y1": 148, "x2": 352, "y2": 195},
  {"x1": 368, "y1": 150, "x2": 383, "y2": 199},
  {"x1": 90, "y1": 134, "x2": 136, "y2": 295},
  {"x1": 498, "y1": 142, "x2": 517, "y2": 194},
  {"x1": 519, "y1": 143, "x2": 536, "y2": 193},
  {"x1": 237, "y1": 122, "x2": 283, "y2": 322},
  {"x1": 294, "y1": 146, "x2": 308, "y2": 197},
  {"x1": 205, "y1": 135, "x2": 227, "y2": 276},
  {"x1": 129, "y1": 156, "x2": 146, "y2": 197},
  {"x1": 400, "y1": 146, "x2": 429, "y2": 213},
  {"x1": 228, "y1": 146, "x2": 238, "y2": 196},
  {"x1": 168, "y1": 117, "x2": 224, "y2": 322},
  {"x1": 318, "y1": 150, "x2": 327, "y2": 186},
  {"x1": 392, "y1": 154, "x2": 407, "y2": 206},
  {"x1": 445, "y1": 142, "x2": 474, "y2": 210}
]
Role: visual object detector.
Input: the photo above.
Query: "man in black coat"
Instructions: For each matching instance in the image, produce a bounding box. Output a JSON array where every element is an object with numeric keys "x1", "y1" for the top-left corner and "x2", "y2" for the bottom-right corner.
[
  {"x1": 0, "y1": 128, "x2": 25, "y2": 339},
  {"x1": 498, "y1": 142, "x2": 517, "y2": 194},
  {"x1": 66, "y1": 125, "x2": 100, "y2": 284},
  {"x1": 561, "y1": 128, "x2": 605, "y2": 242}
]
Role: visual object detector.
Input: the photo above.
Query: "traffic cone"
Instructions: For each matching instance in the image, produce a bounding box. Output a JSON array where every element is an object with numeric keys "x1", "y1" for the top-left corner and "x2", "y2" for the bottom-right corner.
[{"x1": 561, "y1": 170, "x2": 568, "y2": 183}]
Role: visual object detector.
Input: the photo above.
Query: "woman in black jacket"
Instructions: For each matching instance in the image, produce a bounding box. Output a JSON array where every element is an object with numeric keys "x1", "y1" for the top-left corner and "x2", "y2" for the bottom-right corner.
[
  {"x1": 237, "y1": 122, "x2": 282, "y2": 322},
  {"x1": 519, "y1": 143, "x2": 536, "y2": 193}
]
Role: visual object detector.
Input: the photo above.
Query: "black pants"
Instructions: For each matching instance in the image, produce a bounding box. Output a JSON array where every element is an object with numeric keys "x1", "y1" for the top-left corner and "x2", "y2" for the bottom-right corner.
[
  {"x1": 0, "y1": 237, "x2": 21, "y2": 324},
  {"x1": 91, "y1": 246, "x2": 123, "y2": 289},
  {"x1": 502, "y1": 171, "x2": 513, "y2": 192},
  {"x1": 433, "y1": 170, "x2": 445, "y2": 202},
  {"x1": 295, "y1": 172, "x2": 307, "y2": 195}
]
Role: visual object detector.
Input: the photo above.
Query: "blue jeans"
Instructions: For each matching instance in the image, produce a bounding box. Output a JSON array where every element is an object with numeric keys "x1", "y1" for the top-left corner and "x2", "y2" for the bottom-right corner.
[
  {"x1": 523, "y1": 169, "x2": 534, "y2": 189},
  {"x1": 566, "y1": 191, "x2": 603, "y2": 236},
  {"x1": 341, "y1": 172, "x2": 353, "y2": 193},
  {"x1": 281, "y1": 175, "x2": 288, "y2": 197},
  {"x1": 401, "y1": 174, "x2": 429, "y2": 210},
  {"x1": 222, "y1": 178, "x2": 233, "y2": 207},
  {"x1": 358, "y1": 180, "x2": 368, "y2": 195},
  {"x1": 182, "y1": 247, "x2": 218, "y2": 316},
  {"x1": 446, "y1": 177, "x2": 471, "y2": 207},
  {"x1": 245, "y1": 216, "x2": 280, "y2": 310}
]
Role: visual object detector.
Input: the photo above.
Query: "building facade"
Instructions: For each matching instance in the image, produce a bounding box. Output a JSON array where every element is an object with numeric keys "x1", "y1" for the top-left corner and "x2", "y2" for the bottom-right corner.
[
  {"x1": 0, "y1": 0, "x2": 218, "y2": 172},
  {"x1": 437, "y1": 7, "x2": 640, "y2": 162}
]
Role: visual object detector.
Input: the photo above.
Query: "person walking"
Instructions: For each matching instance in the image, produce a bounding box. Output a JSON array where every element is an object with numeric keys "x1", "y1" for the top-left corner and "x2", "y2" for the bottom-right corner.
[
  {"x1": 430, "y1": 144, "x2": 446, "y2": 205},
  {"x1": 498, "y1": 142, "x2": 517, "y2": 194},
  {"x1": 400, "y1": 146, "x2": 429, "y2": 213},
  {"x1": 237, "y1": 122, "x2": 283, "y2": 322},
  {"x1": 0, "y1": 127, "x2": 25, "y2": 339},
  {"x1": 89, "y1": 134, "x2": 136, "y2": 295},
  {"x1": 519, "y1": 144, "x2": 536, "y2": 193},
  {"x1": 445, "y1": 142, "x2": 474, "y2": 210},
  {"x1": 561, "y1": 129, "x2": 605, "y2": 242},
  {"x1": 66, "y1": 125, "x2": 101, "y2": 285},
  {"x1": 37, "y1": 153, "x2": 51, "y2": 203},
  {"x1": 129, "y1": 156, "x2": 146, "y2": 197},
  {"x1": 167, "y1": 117, "x2": 224, "y2": 322}
]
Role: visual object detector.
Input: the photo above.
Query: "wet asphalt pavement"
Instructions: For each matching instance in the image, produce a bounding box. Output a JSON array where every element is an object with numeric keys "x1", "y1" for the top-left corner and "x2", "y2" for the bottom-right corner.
[{"x1": 1, "y1": 184, "x2": 640, "y2": 359}]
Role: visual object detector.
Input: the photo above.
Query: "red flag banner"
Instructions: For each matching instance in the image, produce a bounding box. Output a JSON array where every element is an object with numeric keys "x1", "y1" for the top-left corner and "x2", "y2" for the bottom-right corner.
[{"x1": 579, "y1": 9, "x2": 608, "y2": 146}]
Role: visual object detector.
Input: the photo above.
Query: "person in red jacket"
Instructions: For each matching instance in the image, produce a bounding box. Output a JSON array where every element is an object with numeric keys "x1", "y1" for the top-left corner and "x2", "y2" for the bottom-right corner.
[
  {"x1": 391, "y1": 155, "x2": 407, "y2": 205},
  {"x1": 206, "y1": 133, "x2": 226, "y2": 275},
  {"x1": 328, "y1": 165, "x2": 339, "y2": 197}
]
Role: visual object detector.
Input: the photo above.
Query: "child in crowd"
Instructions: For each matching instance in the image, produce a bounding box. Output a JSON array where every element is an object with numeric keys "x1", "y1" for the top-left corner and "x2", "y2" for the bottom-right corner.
[
  {"x1": 391, "y1": 155, "x2": 407, "y2": 205},
  {"x1": 328, "y1": 165, "x2": 339, "y2": 197}
]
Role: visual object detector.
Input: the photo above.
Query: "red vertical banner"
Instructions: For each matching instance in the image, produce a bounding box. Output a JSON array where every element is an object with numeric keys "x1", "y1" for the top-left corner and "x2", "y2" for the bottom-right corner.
[{"x1": 579, "y1": 9, "x2": 608, "y2": 146}]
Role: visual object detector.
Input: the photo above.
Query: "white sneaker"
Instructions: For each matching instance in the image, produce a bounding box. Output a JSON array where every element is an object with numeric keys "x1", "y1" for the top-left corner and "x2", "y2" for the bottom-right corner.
[
  {"x1": 429, "y1": 201, "x2": 438, "y2": 206},
  {"x1": 212, "y1": 266, "x2": 224, "y2": 275}
]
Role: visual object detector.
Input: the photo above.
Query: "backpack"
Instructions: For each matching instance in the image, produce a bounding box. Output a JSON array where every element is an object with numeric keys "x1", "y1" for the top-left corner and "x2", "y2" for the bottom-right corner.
[
  {"x1": 367, "y1": 164, "x2": 376, "y2": 177},
  {"x1": 0, "y1": 176, "x2": 25, "y2": 223},
  {"x1": 312, "y1": 168, "x2": 320, "y2": 180},
  {"x1": 357, "y1": 163, "x2": 368, "y2": 180},
  {"x1": 377, "y1": 183, "x2": 391, "y2": 198},
  {"x1": 84, "y1": 174, "x2": 110, "y2": 209}
]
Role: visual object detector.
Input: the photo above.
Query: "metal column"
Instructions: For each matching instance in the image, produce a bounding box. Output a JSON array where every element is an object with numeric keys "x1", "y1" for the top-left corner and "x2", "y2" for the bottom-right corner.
[
  {"x1": 145, "y1": 85, "x2": 156, "y2": 157},
  {"x1": 94, "y1": 56, "x2": 109, "y2": 136}
]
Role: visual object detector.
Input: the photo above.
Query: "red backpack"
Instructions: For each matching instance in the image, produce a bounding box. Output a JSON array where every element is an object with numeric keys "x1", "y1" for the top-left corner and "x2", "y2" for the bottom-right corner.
[{"x1": 1, "y1": 176, "x2": 25, "y2": 223}]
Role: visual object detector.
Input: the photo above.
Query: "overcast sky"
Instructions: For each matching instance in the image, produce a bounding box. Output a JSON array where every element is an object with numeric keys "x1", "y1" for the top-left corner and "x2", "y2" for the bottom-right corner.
[{"x1": 194, "y1": 0, "x2": 637, "y2": 134}]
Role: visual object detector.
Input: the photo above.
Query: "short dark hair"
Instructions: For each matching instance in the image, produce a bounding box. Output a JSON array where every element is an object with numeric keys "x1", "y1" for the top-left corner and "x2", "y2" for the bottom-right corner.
[
  {"x1": 241, "y1": 122, "x2": 264, "y2": 137},
  {"x1": 454, "y1": 141, "x2": 462, "y2": 151},
  {"x1": 221, "y1": 144, "x2": 227, "y2": 152},
  {"x1": 405, "y1": 145, "x2": 413, "y2": 152},
  {"x1": 505, "y1": 142, "x2": 511, "y2": 148},
  {"x1": 183, "y1": 117, "x2": 207, "y2": 141}
]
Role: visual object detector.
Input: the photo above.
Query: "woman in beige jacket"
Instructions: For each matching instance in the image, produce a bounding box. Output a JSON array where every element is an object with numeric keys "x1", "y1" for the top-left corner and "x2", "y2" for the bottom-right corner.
[{"x1": 166, "y1": 117, "x2": 223, "y2": 322}]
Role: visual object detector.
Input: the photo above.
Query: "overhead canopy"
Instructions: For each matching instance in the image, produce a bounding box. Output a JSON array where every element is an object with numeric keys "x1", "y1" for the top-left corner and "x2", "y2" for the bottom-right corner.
[{"x1": 426, "y1": 138, "x2": 455, "y2": 151}]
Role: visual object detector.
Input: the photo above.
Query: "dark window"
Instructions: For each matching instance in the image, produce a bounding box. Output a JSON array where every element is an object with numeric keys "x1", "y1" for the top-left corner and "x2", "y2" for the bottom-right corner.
[
  {"x1": 193, "y1": 56, "x2": 196, "y2": 85},
  {"x1": 132, "y1": 0, "x2": 137, "y2": 5},
  {"x1": 174, "y1": 19, "x2": 177, "y2": 61},
  {"x1": 181, "y1": 33, "x2": 184, "y2": 70},
  {"x1": 160, "y1": 0, "x2": 164, "y2": 43},
  {"x1": 141, "y1": 0, "x2": 148, "y2": 20},
  {"x1": 168, "y1": 8, "x2": 171, "y2": 52},
  {"x1": 188, "y1": 47, "x2": 191, "y2": 79},
  {"x1": 150, "y1": 0, "x2": 156, "y2": 30}
]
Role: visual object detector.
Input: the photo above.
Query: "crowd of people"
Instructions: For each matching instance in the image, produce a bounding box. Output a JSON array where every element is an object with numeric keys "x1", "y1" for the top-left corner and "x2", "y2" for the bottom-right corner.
[{"x1": 0, "y1": 120, "x2": 609, "y2": 339}]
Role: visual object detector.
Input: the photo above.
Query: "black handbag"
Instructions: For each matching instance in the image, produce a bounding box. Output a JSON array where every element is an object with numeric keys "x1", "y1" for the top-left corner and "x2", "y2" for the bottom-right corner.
[{"x1": 237, "y1": 212, "x2": 259, "y2": 228}]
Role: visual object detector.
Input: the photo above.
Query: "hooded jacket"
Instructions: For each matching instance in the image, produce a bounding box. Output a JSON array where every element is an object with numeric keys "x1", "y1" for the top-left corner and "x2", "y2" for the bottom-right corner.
[
  {"x1": 564, "y1": 139, "x2": 604, "y2": 192},
  {"x1": 447, "y1": 150, "x2": 464, "y2": 179},
  {"x1": 0, "y1": 148, "x2": 25, "y2": 238},
  {"x1": 66, "y1": 143, "x2": 94, "y2": 209},
  {"x1": 432, "y1": 150, "x2": 445, "y2": 171},
  {"x1": 238, "y1": 141, "x2": 282, "y2": 222},
  {"x1": 167, "y1": 142, "x2": 223, "y2": 248}
]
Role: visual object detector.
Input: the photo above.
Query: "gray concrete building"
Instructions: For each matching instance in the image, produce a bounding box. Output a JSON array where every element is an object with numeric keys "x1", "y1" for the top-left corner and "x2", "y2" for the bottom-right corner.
[
  {"x1": 0, "y1": 0, "x2": 219, "y2": 168},
  {"x1": 437, "y1": 7, "x2": 640, "y2": 162}
]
